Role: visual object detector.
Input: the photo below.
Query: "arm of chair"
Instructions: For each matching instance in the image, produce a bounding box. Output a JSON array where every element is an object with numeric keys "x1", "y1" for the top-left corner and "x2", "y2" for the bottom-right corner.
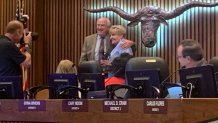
[
  {"x1": 25, "y1": 85, "x2": 53, "y2": 99},
  {"x1": 106, "y1": 84, "x2": 137, "y2": 99},
  {"x1": 151, "y1": 86, "x2": 160, "y2": 98},
  {"x1": 58, "y1": 86, "x2": 88, "y2": 99}
]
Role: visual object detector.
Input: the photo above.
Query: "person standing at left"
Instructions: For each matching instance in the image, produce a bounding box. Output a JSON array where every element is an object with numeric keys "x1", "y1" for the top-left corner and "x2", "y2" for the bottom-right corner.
[{"x1": 0, "y1": 20, "x2": 32, "y2": 76}]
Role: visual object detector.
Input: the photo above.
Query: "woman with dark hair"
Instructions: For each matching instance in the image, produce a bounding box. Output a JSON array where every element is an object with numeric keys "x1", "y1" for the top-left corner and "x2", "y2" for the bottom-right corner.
[{"x1": 104, "y1": 53, "x2": 133, "y2": 87}]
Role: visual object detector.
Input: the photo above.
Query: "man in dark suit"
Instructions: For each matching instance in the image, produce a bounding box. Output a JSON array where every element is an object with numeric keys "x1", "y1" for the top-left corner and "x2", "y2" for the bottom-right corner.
[{"x1": 79, "y1": 17, "x2": 134, "y2": 63}]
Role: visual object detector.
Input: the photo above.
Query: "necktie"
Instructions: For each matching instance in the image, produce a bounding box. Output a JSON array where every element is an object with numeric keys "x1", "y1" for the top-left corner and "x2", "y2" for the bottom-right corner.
[{"x1": 99, "y1": 37, "x2": 104, "y2": 60}]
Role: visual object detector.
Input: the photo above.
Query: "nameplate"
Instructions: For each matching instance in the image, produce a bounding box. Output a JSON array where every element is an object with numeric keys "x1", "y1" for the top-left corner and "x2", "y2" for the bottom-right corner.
[
  {"x1": 103, "y1": 100, "x2": 128, "y2": 113},
  {"x1": 62, "y1": 100, "x2": 88, "y2": 112},
  {"x1": 18, "y1": 100, "x2": 46, "y2": 111},
  {"x1": 144, "y1": 99, "x2": 167, "y2": 114}
]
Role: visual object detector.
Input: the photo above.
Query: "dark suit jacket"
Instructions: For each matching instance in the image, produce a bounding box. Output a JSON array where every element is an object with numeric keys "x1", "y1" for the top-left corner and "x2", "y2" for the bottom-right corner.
[{"x1": 79, "y1": 33, "x2": 111, "y2": 63}]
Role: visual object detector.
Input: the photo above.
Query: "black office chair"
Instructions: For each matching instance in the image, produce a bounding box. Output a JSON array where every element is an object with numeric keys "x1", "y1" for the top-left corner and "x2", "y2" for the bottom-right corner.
[
  {"x1": 125, "y1": 57, "x2": 169, "y2": 82},
  {"x1": 78, "y1": 61, "x2": 102, "y2": 73},
  {"x1": 78, "y1": 61, "x2": 106, "y2": 99},
  {"x1": 25, "y1": 85, "x2": 55, "y2": 99},
  {"x1": 209, "y1": 56, "x2": 218, "y2": 92},
  {"x1": 209, "y1": 57, "x2": 218, "y2": 74},
  {"x1": 0, "y1": 76, "x2": 23, "y2": 99},
  {"x1": 125, "y1": 57, "x2": 170, "y2": 98}
]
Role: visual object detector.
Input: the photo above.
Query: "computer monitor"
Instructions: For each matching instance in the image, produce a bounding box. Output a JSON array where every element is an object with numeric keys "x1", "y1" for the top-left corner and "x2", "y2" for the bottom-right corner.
[
  {"x1": 179, "y1": 65, "x2": 218, "y2": 98},
  {"x1": 0, "y1": 76, "x2": 23, "y2": 99},
  {"x1": 48, "y1": 73, "x2": 78, "y2": 99},
  {"x1": 78, "y1": 73, "x2": 105, "y2": 98},
  {"x1": 126, "y1": 69, "x2": 160, "y2": 98}
]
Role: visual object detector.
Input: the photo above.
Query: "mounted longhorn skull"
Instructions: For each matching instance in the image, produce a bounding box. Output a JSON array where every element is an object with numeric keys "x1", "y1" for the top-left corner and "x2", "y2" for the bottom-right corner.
[{"x1": 84, "y1": 1, "x2": 218, "y2": 48}]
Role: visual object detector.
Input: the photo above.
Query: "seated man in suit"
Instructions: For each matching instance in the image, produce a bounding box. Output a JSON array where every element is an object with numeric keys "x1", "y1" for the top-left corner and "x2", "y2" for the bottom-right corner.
[{"x1": 167, "y1": 39, "x2": 206, "y2": 98}]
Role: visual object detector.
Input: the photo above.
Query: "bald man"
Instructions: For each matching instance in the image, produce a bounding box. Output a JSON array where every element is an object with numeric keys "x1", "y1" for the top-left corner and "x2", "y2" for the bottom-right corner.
[{"x1": 0, "y1": 20, "x2": 32, "y2": 76}]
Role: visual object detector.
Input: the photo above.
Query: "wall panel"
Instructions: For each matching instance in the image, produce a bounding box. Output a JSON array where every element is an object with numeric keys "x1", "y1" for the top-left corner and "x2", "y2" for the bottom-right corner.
[
  {"x1": 1, "y1": 0, "x2": 218, "y2": 86},
  {"x1": 42, "y1": 0, "x2": 218, "y2": 83}
]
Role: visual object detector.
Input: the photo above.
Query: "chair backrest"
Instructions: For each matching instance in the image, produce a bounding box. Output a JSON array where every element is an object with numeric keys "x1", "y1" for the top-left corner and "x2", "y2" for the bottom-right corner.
[
  {"x1": 87, "y1": 90, "x2": 107, "y2": 99},
  {"x1": 78, "y1": 61, "x2": 105, "y2": 99},
  {"x1": 47, "y1": 73, "x2": 78, "y2": 99},
  {"x1": 125, "y1": 57, "x2": 169, "y2": 82},
  {"x1": 26, "y1": 85, "x2": 54, "y2": 99},
  {"x1": 0, "y1": 76, "x2": 23, "y2": 99},
  {"x1": 209, "y1": 57, "x2": 218, "y2": 74},
  {"x1": 78, "y1": 61, "x2": 102, "y2": 73},
  {"x1": 125, "y1": 57, "x2": 169, "y2": 98},
  {"x1": 209, "y1": 56, "x2": 218, "y2": 91}
]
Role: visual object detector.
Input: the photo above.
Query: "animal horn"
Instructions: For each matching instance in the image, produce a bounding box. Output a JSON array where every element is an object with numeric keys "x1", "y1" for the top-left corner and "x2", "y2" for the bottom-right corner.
[
  {"x1": 84, "y1": 6, "x2": 136, "y2": 21},
  {"x1": 160, "y1": 1, "x2": 218, "y2": 20}
]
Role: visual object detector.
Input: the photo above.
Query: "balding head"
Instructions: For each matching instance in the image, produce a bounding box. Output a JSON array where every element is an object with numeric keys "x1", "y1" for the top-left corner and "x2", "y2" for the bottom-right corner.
[
  {"x1": 97, "y1": 17, "x2": 111, "y2": 27},
  {"x1": 6, "y1": 20, "x2": 24, "y2": 34},
  {"x1": 178, "y1": 39, "x2": 203, "y2": 61},
  {"x1": 5, "y1": 20, "x2": 24, "y2": 43}
]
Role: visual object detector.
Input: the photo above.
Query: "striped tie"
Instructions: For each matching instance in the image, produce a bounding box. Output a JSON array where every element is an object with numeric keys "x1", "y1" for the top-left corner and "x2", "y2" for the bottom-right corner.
[{"x1": 99, "y1": 37, "x2": 104, "y2": 60}]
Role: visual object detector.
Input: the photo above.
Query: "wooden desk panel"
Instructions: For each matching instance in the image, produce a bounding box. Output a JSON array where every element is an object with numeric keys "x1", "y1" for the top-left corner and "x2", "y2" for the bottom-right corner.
[
  {"x1": 182, "y1": 99, "x2": 218, "y2": 123},
  {"x1": 0, "y1": 99, "x2": 218, "y2": 123}
]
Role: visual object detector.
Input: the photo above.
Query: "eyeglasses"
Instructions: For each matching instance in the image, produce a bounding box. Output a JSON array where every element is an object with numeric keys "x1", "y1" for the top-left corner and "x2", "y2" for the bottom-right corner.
[{"x1": 176, "y1": 55, "x2": 183, "y2": 59}]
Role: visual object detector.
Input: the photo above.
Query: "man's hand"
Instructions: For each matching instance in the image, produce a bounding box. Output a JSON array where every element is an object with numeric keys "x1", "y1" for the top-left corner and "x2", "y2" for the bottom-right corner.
[
  {"x1": 100, "y1": 60, "x2": 111, "y2": 66},
  {"x1": 120, "y1": 39, "x2": 134, "y2": 49},
  {"x1": 23, "y1": 31, "x2": 32, "y2": 44},
  {"x1": 21, "y1": 51, "x2": 31, "y2": 67}
]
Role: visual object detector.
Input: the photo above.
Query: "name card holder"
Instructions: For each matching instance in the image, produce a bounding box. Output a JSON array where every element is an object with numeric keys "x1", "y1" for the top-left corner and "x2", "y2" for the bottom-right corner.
[
  {"x1": 62, "y1": 99, "x2": 88, "y2": 112},
  {"x1": 103, "y1": 100, "x2": 128, "y2": 113},
  {"x1": 18, "y1": 100, "x2": 46, "y2": 111},
  {"x1": 144, "y1": 99, "x2": 167, "y2": 114}
]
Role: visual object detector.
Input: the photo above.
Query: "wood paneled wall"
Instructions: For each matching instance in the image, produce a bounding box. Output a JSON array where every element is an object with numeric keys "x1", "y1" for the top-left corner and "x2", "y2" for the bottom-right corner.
[
  {"x1": 43, "y1": 0, "x2": 84, "y2": 82},
  {"x1": 1, "y1": 0, "x2": 218, "y2": 86}
]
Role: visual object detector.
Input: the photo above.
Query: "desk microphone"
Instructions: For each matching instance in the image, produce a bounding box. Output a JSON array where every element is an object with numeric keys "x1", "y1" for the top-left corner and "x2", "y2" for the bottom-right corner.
[
  {"x1": 160, "y1": 69, "x2": 187, "y2": 89},
  {"x1": 160, "y1": 69, "x2": 179, "y2": 86}
]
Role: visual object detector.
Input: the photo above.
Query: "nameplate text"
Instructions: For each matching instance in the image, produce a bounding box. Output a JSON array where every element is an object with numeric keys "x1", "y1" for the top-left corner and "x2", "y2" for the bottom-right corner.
[
  {"x1": 103, "y1": 100, "x2": 128, "y2": 113},
  {"x1": 62, "y1": 100, "x2": 88, "y2": 112},
  {"x1": 144, "y1": 99, "x2": 167, "y2": 114},
  {"x1": 18, "y1": 100, "x2": 46, "y2": 111}
]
